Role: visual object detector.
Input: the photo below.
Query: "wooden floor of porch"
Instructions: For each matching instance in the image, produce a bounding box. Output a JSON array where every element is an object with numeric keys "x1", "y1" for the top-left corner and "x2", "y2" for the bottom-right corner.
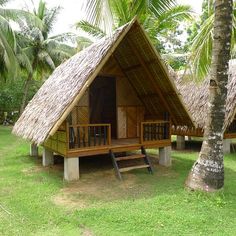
[{"x1": 67, "y1": 138, "x2": 171, "y2": 157}]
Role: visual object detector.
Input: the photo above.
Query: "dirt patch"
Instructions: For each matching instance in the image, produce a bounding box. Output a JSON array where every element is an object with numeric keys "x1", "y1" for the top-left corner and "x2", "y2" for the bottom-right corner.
[
  {"x1": 22, "y1": 163, "x2": 63, "y2": 176},
  {"x1": 80, "y1": 225, "x2": 95, "y2": 236},
  {"x1": 53, "y1": 155, "x2": 176, "y2": 209}
]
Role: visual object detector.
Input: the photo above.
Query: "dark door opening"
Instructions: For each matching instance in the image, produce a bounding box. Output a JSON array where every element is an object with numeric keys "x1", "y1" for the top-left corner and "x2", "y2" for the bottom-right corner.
[{"x1": 89, "y1": 76, "x2": 117, "y2": 138}]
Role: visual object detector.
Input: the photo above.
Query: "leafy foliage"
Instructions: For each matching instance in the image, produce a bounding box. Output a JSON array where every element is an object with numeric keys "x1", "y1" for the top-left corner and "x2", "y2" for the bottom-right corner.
[
  {"x1": 187, "y1": 0, "x2": 236, "y2": 79},
  {"x1": 76, "y1": 0, "x2": 193, "y2": 63}
]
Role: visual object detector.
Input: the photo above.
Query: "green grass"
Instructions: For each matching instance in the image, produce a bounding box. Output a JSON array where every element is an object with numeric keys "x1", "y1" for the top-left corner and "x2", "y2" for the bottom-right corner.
[{"x1": 1, "y1": 126, "x2": 236, "y2": 235}]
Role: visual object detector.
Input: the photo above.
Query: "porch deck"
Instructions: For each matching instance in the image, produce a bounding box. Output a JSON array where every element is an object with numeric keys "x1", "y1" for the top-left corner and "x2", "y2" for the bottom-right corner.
[
  {"x1": 67, "y1": 138, "x2": 171, "y2": 157},
  {"x1": 44, "y1": 120, "x2": 171, "y2": 158}
]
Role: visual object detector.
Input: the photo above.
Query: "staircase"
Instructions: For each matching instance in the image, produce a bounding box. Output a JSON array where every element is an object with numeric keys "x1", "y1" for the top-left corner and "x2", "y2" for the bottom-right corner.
[{"x1": 110, "y1": 146, "x2": 154, "y2": 180}]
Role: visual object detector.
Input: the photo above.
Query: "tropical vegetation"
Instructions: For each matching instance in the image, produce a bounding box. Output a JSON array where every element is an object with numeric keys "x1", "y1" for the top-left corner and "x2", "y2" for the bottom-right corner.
[
  {"x1": 76, "y1": 0, "x2": 193, "y2": 68},
  {"x1": 187, "y1": 0, "x2": 236, "y2": 79}
]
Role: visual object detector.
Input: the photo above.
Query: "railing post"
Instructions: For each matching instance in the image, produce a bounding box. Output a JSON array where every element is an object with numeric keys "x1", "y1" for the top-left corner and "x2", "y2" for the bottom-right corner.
[
  {"x1": 140, "y1": 122, "x2": 144, "y2": 144},
  {"x1": 108, "y1": 124, "x2": 111, "y2": 145}
]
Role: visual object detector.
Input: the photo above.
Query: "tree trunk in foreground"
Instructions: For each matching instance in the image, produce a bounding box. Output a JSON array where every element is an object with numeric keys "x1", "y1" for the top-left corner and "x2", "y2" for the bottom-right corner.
[{"x1": 185, "y1": 0, "x2": 233, "y2": 191}]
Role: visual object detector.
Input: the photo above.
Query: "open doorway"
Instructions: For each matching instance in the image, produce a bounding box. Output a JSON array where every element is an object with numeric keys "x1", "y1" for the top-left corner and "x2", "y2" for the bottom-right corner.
[{"x1": 89, "y1": 76, "x2": 117, "y2": 138}]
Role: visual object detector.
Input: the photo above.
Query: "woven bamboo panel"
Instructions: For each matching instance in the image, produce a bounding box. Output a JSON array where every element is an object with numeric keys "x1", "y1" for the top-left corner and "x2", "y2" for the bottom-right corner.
[
  {"x1": 117, "y1": 107, "x2": 127, "y2": 138},
  {"x1": 77, "y1": 107, "x2": 89, "y2": 124},
  {"x1": 78, "y1": 90, "x2": 89, "y2": 106},
  {"x1": 127, "y1": 107, "x2": 137, "y2": 138}
]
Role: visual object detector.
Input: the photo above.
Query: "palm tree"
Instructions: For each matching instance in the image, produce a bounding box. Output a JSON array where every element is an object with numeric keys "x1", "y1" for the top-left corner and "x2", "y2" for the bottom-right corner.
[
  {"x1": 186, "y1": 0, "x2": 233, "y2": 191},
  {"x1": 188, "y1": 0, "x2": 236, "y2": 79},
  {"x1": 0, "y1": 0, "x2": 43, "y2": 80},
  {"x1": 18, "y1": 0, "x2": 76, "y2": 113},
  {"x1": 75, "y1": 0, "x2": 192, "y2": 52}
]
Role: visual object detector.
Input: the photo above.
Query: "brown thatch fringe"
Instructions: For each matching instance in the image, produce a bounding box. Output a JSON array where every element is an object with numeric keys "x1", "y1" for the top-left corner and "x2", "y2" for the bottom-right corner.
[{"x1": 173, "y1": 60, "x2": 236, "y2": 131}]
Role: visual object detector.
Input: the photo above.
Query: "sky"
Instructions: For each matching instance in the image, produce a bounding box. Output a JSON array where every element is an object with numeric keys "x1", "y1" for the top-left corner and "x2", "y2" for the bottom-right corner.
[{"x1": 7, "y1": 0, "x2": 203, "y2": 35}]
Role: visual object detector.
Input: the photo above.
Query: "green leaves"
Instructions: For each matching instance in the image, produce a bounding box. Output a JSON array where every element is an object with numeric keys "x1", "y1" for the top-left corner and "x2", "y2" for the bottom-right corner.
[
  {"x1": 76, "y1": 0, "x2": 192, "y2": 58},
  {"x1": 188, "y1": 1, "x2": 236, "y2": 79}
]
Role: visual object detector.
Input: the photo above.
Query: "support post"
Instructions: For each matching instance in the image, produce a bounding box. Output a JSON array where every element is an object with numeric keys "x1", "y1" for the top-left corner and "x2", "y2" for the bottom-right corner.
[
  {"x1": 159, "y1": 146, "x2": 171, "y2": 167},
  {"x1": 42, "y1": 147, "x2": 54, "y2": 166},
  {"x1": 186, "y1": 136, "x2": 192, "y2": 141},
  {"x1": 64, "y1": 157, "x2": 80, "y2": 181},
  {"x1": 223, "y1": 139, "x2": 231, "y2": 154},
  {"x1": 176, "y1": 135, "x2": 185, "y2": 150},
  {"x1": 30, "y1": 143, "x2": 38, "y2": 157}
]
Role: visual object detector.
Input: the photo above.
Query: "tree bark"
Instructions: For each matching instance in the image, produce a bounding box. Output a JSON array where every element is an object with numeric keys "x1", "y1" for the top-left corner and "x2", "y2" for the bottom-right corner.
[
  {"x1": 185, "y1": 0, "x2": 233, "y2": 191},
  {"x1": 20, "y1": 73, "x2": 32, "y2": 115}
]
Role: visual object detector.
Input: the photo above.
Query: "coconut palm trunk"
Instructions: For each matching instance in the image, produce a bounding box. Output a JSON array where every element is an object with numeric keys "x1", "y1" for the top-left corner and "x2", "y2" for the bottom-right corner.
[
  {"x1": 185, "y1": 0, "x2": 233, "y2": 191},
  {"x1": 20, "y1": 73, "x2": 33, "y2": 114}
]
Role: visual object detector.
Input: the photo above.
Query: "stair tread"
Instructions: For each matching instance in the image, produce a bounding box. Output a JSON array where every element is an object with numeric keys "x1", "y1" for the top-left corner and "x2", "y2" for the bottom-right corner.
[
  {"x1": 115, "y1": 154, "x2": 145, "y2": 161},
  {"x1": 119, "y1": 164, "x2": 150, "y2": 172}
]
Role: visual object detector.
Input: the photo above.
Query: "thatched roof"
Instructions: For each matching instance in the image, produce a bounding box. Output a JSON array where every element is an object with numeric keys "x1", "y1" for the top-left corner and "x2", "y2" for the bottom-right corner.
[
  {"x1": 13, "y1": 19, "x2": 194, "y2": 145},
  {"x1": 173, "y1": 60, "x2": 236, "y2": 130}
]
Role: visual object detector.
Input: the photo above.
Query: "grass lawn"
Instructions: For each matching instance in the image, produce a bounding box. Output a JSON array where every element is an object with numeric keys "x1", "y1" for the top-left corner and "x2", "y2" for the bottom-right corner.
[{"x1": 1, "y1": 125, "x2": 236, "y2": 235}]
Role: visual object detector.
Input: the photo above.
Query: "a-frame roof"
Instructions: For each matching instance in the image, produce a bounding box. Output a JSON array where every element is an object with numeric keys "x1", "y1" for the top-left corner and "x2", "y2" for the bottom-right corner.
[{"x1": 13, "y1": 19, "x2": 194, "y2": 144}]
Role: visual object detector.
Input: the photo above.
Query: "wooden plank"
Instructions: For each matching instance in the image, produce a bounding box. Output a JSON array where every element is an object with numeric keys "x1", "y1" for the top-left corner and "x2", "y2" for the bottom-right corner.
[
  {"x1": 57, "y1": 141, "x2": 67, "y2": 155},
  {"x1": 117, "y1": 107, "x2": 127, "y2": 138},
  {"x1": 71, "y1": 107, "x2": 78, "y2": 125},
  {"x1": 115, "y1": 154, "x2": 145, "y2": 161},
  {"x1": 77, "y1": 107, "x2": 89, "y2": 124},
  {"x1": 137, "y1": 106, "x2": 145, "y2": 137},
  {"x1": 127, "y1": 107, "x2": 137, "y2": 138},
  {"x1": 57, "y1": 131, "x2": 66, "y2": 142},
  {"x1": 224, "y1": 133, "x2": 236, "y2": 139},
  {"x1": 119, "y1": 164, "x2": 150, "y2": 173},
  {"x1": 78, "y1": 90, "x2": 89, "y2": 106},
  {"x1": 116, "y1": 75, "x2": 142, "y2": 106}
]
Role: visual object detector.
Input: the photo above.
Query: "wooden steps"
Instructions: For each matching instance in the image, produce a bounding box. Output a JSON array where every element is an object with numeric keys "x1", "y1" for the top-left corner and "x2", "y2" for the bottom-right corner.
[
  {"x1": 109, "y1": 146, "x2": 154, "y2": 180},
  {"x1": 119, "y1": 164, "x2": 150, "y2": 173},
  {"x1": 115, "y1": 154, "x2": 145, "y2": 161}
]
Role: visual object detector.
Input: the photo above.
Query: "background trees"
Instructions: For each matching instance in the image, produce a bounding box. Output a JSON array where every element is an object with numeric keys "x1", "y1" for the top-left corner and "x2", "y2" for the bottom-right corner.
[
  {"x1": 76, "y1": 0, "x2": 192, "y2": 68},
  {"x1": 17, "y1": 0, "x2": 76, "y2": 113},
  {"x1": 186, "y1": 0, "x2": 236, "y2": 79},
  {"x1": 0, "y1": 0, "x2": 43, "y2": 80}
]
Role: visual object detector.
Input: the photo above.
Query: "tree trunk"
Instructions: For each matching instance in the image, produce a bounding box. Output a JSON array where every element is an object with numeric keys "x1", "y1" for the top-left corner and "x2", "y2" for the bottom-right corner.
[
  {"x1": 185, "y1": 0, "x2": 233, "y2": 191},
  {"x1": 20, "y1": 73, "x2": 33, "y2": 115}
]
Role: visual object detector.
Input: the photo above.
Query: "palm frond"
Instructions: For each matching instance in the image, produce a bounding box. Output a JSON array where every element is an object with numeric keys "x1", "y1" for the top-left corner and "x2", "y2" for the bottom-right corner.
[
  {"x1": 0, "y1": 14, "x2": 16, "y2": 50},
  {"x1": 76, "y1": 36, "x2": 93, "y2": 51},
  {"x1": 48, "y1": 32, "x2": 77, "y2": 43},
  {"x1": 76, "y1": 20, "x2": 106, "y2": 39},
  {"x1": 189, "y1": 14, "x2": 214, "y2": 79},
  {"x1": 0, "y1": 8, "x2": 43, "y2": 29},
  {"x1": 149, "y1": 0, "x2": 177, "y2": 17},
  {"x1": 83, "y1": 0, "x2": 113, "y2": 34},
  {"x1": 43, "y1": 5, "x2": 61, "y2": 36},
  {"x1": 38, "y1": 50, "x2": 55, "y2": 70},
  {"x1": 0, "y1": 28, "x2": 18, "y2": 78}
]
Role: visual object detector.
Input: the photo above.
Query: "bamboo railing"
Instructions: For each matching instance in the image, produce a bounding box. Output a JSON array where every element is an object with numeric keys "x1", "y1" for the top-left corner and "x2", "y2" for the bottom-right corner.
[
  {"x1": 140, "y1": 120, "x2": 170, "y2": 144},
  {"x1": 67, "y1": 124, "x2": 111, "y2": 150}
]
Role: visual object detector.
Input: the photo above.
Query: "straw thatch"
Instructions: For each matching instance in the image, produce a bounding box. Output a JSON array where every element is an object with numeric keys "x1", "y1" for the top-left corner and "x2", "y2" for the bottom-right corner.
[
  {"x1": 13, "y1": 19, "x2": 194, "y2": 145},
  {"x1": 173, "y1": 60, "x2": 236, "y2": 131}
]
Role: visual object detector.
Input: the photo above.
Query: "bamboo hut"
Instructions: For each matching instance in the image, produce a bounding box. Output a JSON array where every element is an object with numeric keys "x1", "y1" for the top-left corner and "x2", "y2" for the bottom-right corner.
[
  {"x1": 13, "y1": 19, "x2": 194, "y2": 181},
  {"x1": 172, "y1": 60, "x2": 236, "y2": 152}
]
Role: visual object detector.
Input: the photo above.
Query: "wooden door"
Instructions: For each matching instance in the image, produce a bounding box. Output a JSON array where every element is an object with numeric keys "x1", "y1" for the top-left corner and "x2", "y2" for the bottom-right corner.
[{"x1": 90, "y1": 76, "x2": 117, "y2": 138}]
